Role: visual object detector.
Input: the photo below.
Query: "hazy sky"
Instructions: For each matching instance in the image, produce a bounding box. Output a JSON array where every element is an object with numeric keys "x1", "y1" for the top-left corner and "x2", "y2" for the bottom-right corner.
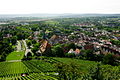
[{"x1": 0, "y1": 0, "x2": 120, "y2": 14}]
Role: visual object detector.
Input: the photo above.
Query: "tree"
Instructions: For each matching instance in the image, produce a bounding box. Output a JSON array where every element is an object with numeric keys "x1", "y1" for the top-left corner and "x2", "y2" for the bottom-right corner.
[
  {"x1": 31, "y1": 47, "x2": 39, "y2": 54},
  {"x1": 10, "y1": 36, "x2": 17, "y2": 45},
  {"x1": 32, "y1": 40, "x2": 36, "y2": 44},
  {"x1": 26, "y1": 40, "x2": 32, "y2": 48},
  {"x1": 81, "y1": 50, "x2": 95, "y2": 60},
  {"x1": 89, "y1": 63, "x2": 120, "y2": 80},
  {"x1": 0, "y1": 40, "x2": 13, "y2": 61},
  {"x1": 54, "y1": 62, "x2": 80, "y2": 80},
  {"x1": 17, "y1": 32, "x2": 25, "y2": 40},
  {"x1": 52, "y1": 45, "x2": 64, "y2": 57},
  {"x1": 102, "y1": 53, "x2": 116, "y2": 65},
  {"x1": 26, "y1": 52, "x2": 32, "y2": 60}
]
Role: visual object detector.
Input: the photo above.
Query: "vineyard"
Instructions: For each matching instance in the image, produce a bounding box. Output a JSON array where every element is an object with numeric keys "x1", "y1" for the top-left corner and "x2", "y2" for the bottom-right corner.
[
  {"x1": 0, "y1": 60, "x2": 58, "y2": 80},
  {"x1": 23, "y1": 60, "x2": 56, "y2": 72},
  {"x1": 0, "y1": 57, "x2": 119, "y2": 80}
]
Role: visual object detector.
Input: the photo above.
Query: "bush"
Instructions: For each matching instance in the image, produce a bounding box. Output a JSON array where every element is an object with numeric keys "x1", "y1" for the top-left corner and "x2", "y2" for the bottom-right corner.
[{"x1": 65, "y1": 53, "x2": 75, "y2": 58}]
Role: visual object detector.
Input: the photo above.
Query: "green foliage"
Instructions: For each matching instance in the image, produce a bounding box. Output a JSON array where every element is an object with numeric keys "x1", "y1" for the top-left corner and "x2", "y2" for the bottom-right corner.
[
  {"x1": 52, "y1": 44, "x2": 64, "y2": 57},
  {"x1": 33, "y1": 42, "x2": 40, "y2": 48},
  {"x1": 89, "y1": 63, "x2": 120, "y2": 80},
  {"x1": 111, "y1": 40, "x2": 120, "y2": 46},
  {"x1": 10, "y1": 36, "x2": 17, "y2": 45},
  {"x1": 0, "y1": 40, "x2": 13, "y2": 61},
  {"x1": 16, "y1": 32, "x2": 26, "y2": 40},
  {"x1": 53, "y1": 57, "x2": 120, "y2": 80},
  {"x1": 54, "y1": 62, "x2": 80, "y2": 80},
  {"x1": 26, "y1": 40, "x2": 32, "y2": 48},
  {"x1": 31, "y1": 39, "x2": 37, "y2": 44},
  {"x1": 97, "y1": 35, "x2": 109, "y2": 40},
  {"x1": 81, "y1": 50, "x2": 95, "y2": 60},
  {"x1": 65, "y1": 53, "x2": 75, "y2": 58},
  {"x1": 31, "y1": 47, "x2": 38, "y2": 54},
  {"x1": 102, "y1": 53, "x2": 117, "y2": 66},
  {"x1": 31, "y1": 42, "x2": 40, "y2": 55}
]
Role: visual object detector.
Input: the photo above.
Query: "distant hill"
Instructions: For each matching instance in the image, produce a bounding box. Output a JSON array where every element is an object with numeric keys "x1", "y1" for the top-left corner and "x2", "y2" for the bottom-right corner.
[
  {"x1": 0, "y1": 14, "x2": 61, "y2": 18},
  {"x1": 59, "y1": 14, "x2": 120, "y2": 18},
  {"x1": 0, "y1": 13, "x2": 120, "y2": 19}
]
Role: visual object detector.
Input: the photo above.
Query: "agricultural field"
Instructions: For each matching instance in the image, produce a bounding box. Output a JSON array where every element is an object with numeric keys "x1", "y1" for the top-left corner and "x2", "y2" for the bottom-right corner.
[
  {"x1": 0, "y1": 60, "x2": 58, "y2": 80},
  {"x1": 0, "y1": 61, "x2": 30, "y2": 79},
  {"x1": 0, "y1": 56, "x2": 120, "y2": 80},
  {"x1": 23, "y1": 60, "x2": 56, "y2": 72},
  {"x1": 44, "y1": 20, "x2": 59, "y2": 25},
  {"x1": 6, "y1": 51, "x2": 25, "y2": 61},
  {"x1": 0, "y1": 56, "x2": 99, "y2": 80}
]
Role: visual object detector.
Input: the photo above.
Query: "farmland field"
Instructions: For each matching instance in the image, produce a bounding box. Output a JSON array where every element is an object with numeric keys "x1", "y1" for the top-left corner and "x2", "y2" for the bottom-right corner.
[
  {"x1": 0, "y1": 57, "x2": 119, "y2": 80},
  {"x1": 0, "y1": 61, "x2": 30, "y2": 79},
  {"x1": 0, "y1": 57, "x2": 98, "y2": 80},
  {"x1": 6, "y1": 51, "x2": 25, "y2": 61},
  {"x1": 0, "y1": 60, "x2": 58, "y2": 80}
]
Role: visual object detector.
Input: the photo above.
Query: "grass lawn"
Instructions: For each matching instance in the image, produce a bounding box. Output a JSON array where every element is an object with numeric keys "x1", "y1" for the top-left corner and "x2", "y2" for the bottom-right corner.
[{"x1": 6, "y1": 51, "x2": 25, "y2": 61}]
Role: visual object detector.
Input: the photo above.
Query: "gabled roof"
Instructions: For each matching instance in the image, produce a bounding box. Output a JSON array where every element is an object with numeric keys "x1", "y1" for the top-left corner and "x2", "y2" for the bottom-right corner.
[
  {"x1": 39, "y1": 40, "x2": 51, "y2": 53},
  {"x1": 50, "y1": 35, "x2": 59, "y2": 40}
]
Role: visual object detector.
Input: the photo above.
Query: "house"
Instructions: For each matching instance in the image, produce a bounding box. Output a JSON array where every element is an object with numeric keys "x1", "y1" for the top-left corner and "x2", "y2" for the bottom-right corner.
[
  {"x1": 39, "y1": 40, "x2": 51, "y2": 56},
  {"x1": 49, "y1": 35, "x2": 59, "y2": 45},
  {"x1": 68, "y1": 49, "x2": 75, "y2": 53},
  {"x1": 75, "y1": 48, "x2": 81, "y2": 56},
  {"x1": 68, "y1": 48, "x2": 81, "y2": 56}
]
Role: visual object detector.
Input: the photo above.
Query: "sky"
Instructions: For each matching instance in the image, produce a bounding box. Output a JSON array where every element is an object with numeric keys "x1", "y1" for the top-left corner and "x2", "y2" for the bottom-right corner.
[{"x1": 0, "y1": 0, "x2": 120, "y2": 14}]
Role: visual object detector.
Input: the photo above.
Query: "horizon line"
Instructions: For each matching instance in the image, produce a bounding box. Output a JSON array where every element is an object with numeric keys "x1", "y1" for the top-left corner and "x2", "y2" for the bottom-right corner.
[{"x1": 0, "y1": 13, "x2": 120, "y2": 15}]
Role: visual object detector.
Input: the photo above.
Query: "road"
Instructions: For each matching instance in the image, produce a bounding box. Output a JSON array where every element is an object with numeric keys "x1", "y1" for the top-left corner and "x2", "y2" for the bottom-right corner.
[
  {"x1": 5, "y1": 40, "x2": 34, "y2": 62},
  {"x1": 5, "y1": 40, "x2": 24, "y2": 62},
  {"x1": 22, "y1": 40, "x2": 33, "y2": 56},
  {"x1": 6, "y1": 60, "x2": 21, "y2": 62},
  {"x1": 16, "y1": 41, "x2": 22, "y2": 52}
]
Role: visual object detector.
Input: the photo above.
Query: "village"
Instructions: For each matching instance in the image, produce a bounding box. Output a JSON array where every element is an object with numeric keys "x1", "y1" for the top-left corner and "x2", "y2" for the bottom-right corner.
[
  {"x1": 29, "y1": 21, "x2": 120, "y2": 57},
  {"x1": 1, "y1": 17, "x2": 120, "y2": 61},
  {"x1": 0, "y1": 16, "x2": 120, "y2": 80}
]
